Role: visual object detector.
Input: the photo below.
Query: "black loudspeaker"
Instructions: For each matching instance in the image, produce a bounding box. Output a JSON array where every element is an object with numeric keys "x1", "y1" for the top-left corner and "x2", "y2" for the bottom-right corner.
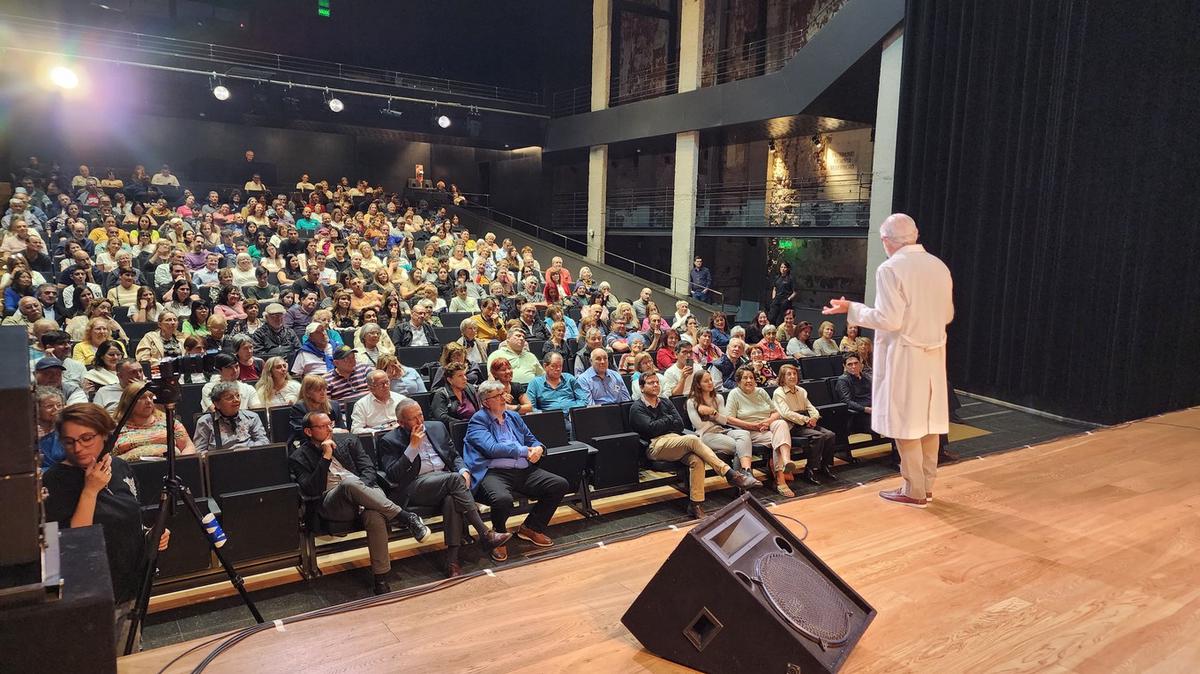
[
  {"x1": 622, "y1": 494, "x2": 875, "y2": 673},
  {"x1": 0, "y1": 326, "x2": 39, "y2": 579}
]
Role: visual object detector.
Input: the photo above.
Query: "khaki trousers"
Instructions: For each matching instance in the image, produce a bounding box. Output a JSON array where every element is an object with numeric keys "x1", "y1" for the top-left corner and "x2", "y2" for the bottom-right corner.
[
  {"x1": 648, "y1": 433, "x2": 731, "y2": 502},
  {"x1": 897, "y1": 436, "x2": 940, "y2": 501}
]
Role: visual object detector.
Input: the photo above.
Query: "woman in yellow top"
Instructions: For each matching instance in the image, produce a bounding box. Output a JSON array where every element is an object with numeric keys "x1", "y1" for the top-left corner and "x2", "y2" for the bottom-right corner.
[
  {"x1": 72, "y1": 317, "x2": 117, "y2": 366},
  {"x1": 839, "y1": 324, "x2": 861, "y2": 352}
]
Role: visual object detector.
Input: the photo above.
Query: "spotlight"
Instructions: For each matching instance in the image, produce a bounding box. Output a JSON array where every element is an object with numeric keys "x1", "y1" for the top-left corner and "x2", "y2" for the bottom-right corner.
[
  {"x1": 379, "y1": 99, "x2": 403, "y2": 118},
  {"x1": 437, "y1": 114, "x2": 451, "y2": 128},
  {"x1": 324, "y1": 89, "x2": 344, "y2": 112},
  {"x1": 49, "y1": 66, "x2": 78, "y2": 89},
  {"x1": 212, "y1": 85, "x2": 230, "y2": 101}
]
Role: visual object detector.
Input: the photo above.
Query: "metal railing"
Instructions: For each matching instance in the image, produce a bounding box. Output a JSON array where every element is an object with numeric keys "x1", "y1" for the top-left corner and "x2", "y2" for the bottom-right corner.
[
  {"x1": 551, "y1": 85, "x2": 592, "y2": 117},
  {"x1": 604, "y1": 186, "x2": 675, "y2": 229},
  {"x1": 0, "y1": 14, "x2": 542, "y2": 107},
  {"x1": 460, "y1": 204, "x2": 723, "y2": 306},
  {"x1": 549, "y1": 0, "x2": 850, "y2": 114}
]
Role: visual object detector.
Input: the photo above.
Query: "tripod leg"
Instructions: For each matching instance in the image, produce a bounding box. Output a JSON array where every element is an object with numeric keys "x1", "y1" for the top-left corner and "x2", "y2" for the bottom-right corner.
[
  {"x1": 178, "y1": 486, "x2": 265, "y2": 624},
  {"x1": 123, "y1": 483, "x2": 172, "y2": 656}
]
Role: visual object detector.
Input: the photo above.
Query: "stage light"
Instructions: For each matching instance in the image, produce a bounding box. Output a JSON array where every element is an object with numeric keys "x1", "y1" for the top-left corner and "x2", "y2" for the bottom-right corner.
[
  {"x1": 379, "y1": 98, "x2": 403, "y2": 118},
  {"x1": 49, "y1": 66, "x2": 79, "y2": 89},
  {"x1": 437, "y1": 114, "x2": 451, "y2": 128},
  {"x1": 212, "y1": 84, "x2": 230, "y2": 101},
  {"x1": 324, "y1": 89, "x2": 344, "y2": 112}
]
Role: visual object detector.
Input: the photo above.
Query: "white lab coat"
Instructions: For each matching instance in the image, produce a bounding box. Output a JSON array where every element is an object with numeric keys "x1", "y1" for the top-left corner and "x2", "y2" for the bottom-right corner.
[{"x1": 848, "y1": 244, "x2": 954, "y2": 439}]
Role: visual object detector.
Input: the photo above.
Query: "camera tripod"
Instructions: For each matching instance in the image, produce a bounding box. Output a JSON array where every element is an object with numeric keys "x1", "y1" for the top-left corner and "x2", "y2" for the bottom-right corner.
[{"x1": 108, "y1": 374, "x2": 264, "y2": 656}]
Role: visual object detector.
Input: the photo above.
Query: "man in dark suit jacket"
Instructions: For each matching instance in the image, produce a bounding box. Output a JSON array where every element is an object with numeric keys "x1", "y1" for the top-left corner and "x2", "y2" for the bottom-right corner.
[
  {"x1": 288, "y1": 411, "x2": 429, "y2": 594},
  {"x1": 377, "y1": 400, "x2": 511, "y2": 577},
  {"x1": 394, "y1": 304, "x2": 439, "y2": 347}
]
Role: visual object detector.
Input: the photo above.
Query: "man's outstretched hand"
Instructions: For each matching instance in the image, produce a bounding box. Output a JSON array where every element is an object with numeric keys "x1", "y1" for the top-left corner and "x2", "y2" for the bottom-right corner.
[{"x1": 823, "y1": 297, "x2": 851, "y2": 315}]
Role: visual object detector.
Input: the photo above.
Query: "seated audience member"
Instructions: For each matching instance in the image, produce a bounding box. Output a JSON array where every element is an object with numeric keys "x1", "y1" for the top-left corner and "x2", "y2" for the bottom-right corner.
[
  {"x1": 42, "y1": 403, "x2": 171, "y2": 650},
  {"x1": 292, "y1": 322, "x2": 333, "y2": 376},
  {"x1": 786, "y1": 321, "x2": 817, "y2": 358},
  {"x1": 840, "y1": 324, "x2": 861, "y2": 352},
  {"x1": 710, "y1": 337, "x2": 749, "y2": 390},
  {"x1": 463, "y1": 380, "x2": 570, "y2": 562},
  {"x1": 350, "y1": 370, "x2": 410, "y2": 433},
  {"x1": 36, "y1": 328, "x2": 88, "y2": 387},
  {"x1": 655, "y1": 328, "x2": 680, "y2": 371},
  {"x1": 527, "y1": 352, "x2": 587, "y2": 418},
  {"x1": 631, "y1": 287, "x2": 652, "y2": 323},
  {"x1": 35, "y1": 357, "x2": 87, "y2": 405},
  {"x1": 229, "y1": 334, "x2": 262, "y2": 382},
  {"x1": 395, "y1": 301, "x2": 438, "y2": 348},
  {"x1": 832, "y1": 352, "x2": 884, "y2": 464},
  {"x1": 377, "y1": 401, "x2": 512, "y2": 577},
  {"x1": 324, "y1": 345, "x2": 373, "y2": 401},
  {"x1": 254, "y1": 356, "x2": 301, "y2": 408},
  {"x1": 487, "y1": 358, "x2": 533, "y2": 414},
  {"x1": 289, "y1": 411, "x2": 429, "y2": 595},
  {"x1": 616, "y1": 334, "x2": 648, "y2": 375},
  {"x1": 284, "y1": 290, "x2": 319, "y2": 336},
  {"x1": 94, "y1": 358, "x2": 145, "y2": 412},
  {"x1": 574, "y1": 328, "x2": 605, "y2": 376},
  {"x1": 515, "y1": 302, "x2": 549, "y2": 341},
  {"x1": 111, "y1": 382, "x2": 196, "y2": 460},
  {"x1": 724, "y1": 366, "x2": 795, "y2": 495},
  {"x1": 747, "y1": 345, "x2": 777, "y2": 387},
  {"x1": 577, "y1": 348, "x2": 631, "y2": 405},
  {"x1": 455, "y1": 317, "x2": 490, "y2": 366},
  {"x1": 430, "y1": 362, "x2": 482, "y2": 428},
  {"x1": 605, "y1": 317, "x2": 640, "y2": 354},
  {"x1": 4, "y1": 295, "x2": 44, "y2": 331},
  {"x1": 448, "y1": 283, "x2": 480, "y2": 313},
  {"x1": 289, "y1": 374, "x2": 346, "y2": 439},
  {"x1": 692, "y1": 328, "x2": 724, "y2": 367},
  {"x1": 200, "y1": 353, "x2": 261, "y2": 411},
  {"x1": 687, "y1": 370, "x2": 754, "y2": 480},
  {"x1": 773, "y1": 364, "x2": 838, "y2": 486},
  {"x1": 744, "y1": 310, "x2": 770, "y2": 345},
  {"x1": 708, "y1": 312, "x2": 731, "y2": 348},
  {"x1": 136, "y1": 311, "x2": 184, "y2": 362},
  {"x1": 470, "y1": 297, "x2": 507, "y2": 342},
  {"x1": 486, "y1": 327, "x2": 545, "y2": 385},
  {"x1": 35, "y1": 387, "x2": 66, "y2": 470},
  {"x1": 370, "y1": 353, "x2": 423, "y2": 395},
  {"x1": 541, "y1": 319, "x2": 576, "y2": 366},
  {"x1": 813, "y1": 321, "x2": 840, "y2": 356},
  {"x1": 758, "y1": 325, "x2": 787, "y2": 361},
  {"x1": 252, "y1": 302, "x2": 301, "y2": 362},
  {"x1": 83, "y1": 340, "x2": 125, "y2": 396},
  {"x1": 661, "y1": 340, "x2": 696, "y2": 397},
  {"x1": 630, "y1": 370, "x2": 760, "y2": 519},
  {"x1": 193, "y1": 381, "x2": 269, "y2": 452},
  {"x1": 354, "y1": 323, "x2": 395, "y2": 367}
]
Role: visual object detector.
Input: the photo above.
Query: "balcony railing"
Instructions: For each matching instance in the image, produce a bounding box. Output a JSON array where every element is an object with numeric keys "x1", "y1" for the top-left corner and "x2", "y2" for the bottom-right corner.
[{"x1": 551, "y1": 85, "x2": 592, "y2": 117}]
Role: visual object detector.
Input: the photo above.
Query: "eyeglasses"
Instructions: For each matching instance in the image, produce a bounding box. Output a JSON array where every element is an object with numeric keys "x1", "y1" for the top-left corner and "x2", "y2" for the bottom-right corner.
[{"x1": 61, "y1": 431, "x2": 101, "y2": 448}]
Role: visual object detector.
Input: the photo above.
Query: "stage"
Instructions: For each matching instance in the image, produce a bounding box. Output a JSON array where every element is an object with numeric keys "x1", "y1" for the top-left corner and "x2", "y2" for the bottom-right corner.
[{"x1": 121, "y1": 407, "x2": 1200, "y2": 673}]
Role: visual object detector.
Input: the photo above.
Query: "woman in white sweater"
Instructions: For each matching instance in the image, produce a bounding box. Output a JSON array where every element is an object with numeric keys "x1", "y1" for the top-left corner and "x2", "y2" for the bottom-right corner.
[
  {"x1": 723, "y1": 366, "x2": 796, "y2": 497},
  {"x1": 685, "y1": 370, "x2": 755, "y2": 479}
]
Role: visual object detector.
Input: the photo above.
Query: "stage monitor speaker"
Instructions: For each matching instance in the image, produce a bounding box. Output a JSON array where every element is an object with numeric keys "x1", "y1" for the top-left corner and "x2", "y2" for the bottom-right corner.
[
  {"x1": 0, "y1": 325, "x2": 39, "y2": 578},
  {"x1": 622, "y1": 494, "x2": 875, "y2": 673}
]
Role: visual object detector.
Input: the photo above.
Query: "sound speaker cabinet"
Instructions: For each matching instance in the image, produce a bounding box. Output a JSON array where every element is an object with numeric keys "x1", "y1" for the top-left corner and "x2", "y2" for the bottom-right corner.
[
  {"x1": 622, "y1": 494, "x2": 875, "y2": 673},
  {"x1": 0, "y1": 326, "x2": 38, "y2": 573}
]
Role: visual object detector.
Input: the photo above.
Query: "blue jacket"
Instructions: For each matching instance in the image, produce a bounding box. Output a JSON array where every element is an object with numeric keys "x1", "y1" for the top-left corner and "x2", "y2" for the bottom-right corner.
[{"x1": 463, "y1": 409, "x2": 542, "y2": 490}]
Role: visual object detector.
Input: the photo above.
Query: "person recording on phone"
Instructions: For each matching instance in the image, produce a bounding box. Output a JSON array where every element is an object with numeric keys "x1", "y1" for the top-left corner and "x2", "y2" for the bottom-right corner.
[{"x1": 42, "y1": 403, "x2": 171, "y2": 651}]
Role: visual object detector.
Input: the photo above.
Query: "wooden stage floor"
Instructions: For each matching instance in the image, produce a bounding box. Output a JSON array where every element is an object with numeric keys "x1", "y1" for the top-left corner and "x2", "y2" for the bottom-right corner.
[{"x1": 122, "y1": 407, "x2": 1200, "y2": 673}]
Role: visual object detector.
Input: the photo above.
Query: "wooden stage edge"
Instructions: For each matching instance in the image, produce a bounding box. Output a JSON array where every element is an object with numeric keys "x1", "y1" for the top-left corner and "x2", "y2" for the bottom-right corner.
[{"x1": 122, "y1": 407, "x2": 1200, "y2": 673}]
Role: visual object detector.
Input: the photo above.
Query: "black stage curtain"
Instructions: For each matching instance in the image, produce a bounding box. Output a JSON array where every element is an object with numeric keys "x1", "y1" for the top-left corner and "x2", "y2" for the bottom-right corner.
[{"x1": 893, "y1": 0, "x2": 1200, "y2": 424}]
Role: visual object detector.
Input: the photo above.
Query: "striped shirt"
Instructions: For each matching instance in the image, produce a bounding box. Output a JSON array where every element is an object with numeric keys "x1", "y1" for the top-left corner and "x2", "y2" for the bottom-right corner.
[{"x1": 324, "y1": 363, "x2": 374, "y2": 401}]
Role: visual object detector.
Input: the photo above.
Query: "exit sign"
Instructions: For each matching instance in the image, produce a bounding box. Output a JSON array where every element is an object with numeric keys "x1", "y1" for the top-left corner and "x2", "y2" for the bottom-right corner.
[
  {"x1": 317, "y1": 0, "x2": 330, "y2": 17},
  {"x1": 777, "y1": 240, "x2": 795, "y2": 250}
]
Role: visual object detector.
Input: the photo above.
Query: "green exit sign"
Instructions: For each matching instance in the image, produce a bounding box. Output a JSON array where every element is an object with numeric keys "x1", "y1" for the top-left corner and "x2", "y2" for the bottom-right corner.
[
  {"x1": 777, "y1": 240, "x2": 795, "y2": 250},
  {"x1": 317, "y1": 0, "x2": 330, "y2": 17}
]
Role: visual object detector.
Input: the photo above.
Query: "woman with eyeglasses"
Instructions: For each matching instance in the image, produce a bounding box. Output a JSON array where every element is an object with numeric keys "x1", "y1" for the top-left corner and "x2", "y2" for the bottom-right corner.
[
  {"x1": 42, "y1": 403, "x2": 171, "y2": 650},
  {"x1": 111, "y1": 382, "x2": 196, "y2": 461}
]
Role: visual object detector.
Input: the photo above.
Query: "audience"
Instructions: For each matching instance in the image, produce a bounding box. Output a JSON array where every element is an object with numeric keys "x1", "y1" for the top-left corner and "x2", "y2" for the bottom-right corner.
[{"x1": 193, "y1": 381, "x2": 269, "y2": 452}]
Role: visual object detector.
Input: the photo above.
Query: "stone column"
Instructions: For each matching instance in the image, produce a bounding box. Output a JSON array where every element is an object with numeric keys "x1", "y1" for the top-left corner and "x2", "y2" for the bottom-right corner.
[
  {"x1": 670, "y1": 0, "x2": 705, "y2": 296},
  {"x1": 865, "y1": 27, "x2": 903, "y2": 304},
  {"x1": 586, "y1": 0, "x2": 614, "y2": 264}
]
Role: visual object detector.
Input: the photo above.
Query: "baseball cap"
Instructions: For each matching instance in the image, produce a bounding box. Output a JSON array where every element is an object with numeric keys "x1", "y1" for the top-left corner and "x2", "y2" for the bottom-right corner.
[
  {"x1": 264, "y1": 303, "x2": 285, "y2": 316},
  {"x1": 35, "y1": 357, "x2": 66, "y2": 371},
  {"x1": 305, "y1": 322, "x2": 325, "y2": 335},
  {"x1": 332, "y1": 345, "x2": 356, "y2": 360}
]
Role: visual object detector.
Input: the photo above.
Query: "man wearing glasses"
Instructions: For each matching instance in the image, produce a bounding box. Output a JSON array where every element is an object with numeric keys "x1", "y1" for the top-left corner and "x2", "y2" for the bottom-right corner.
[
  {"x1": 463, "y1": 380, "x2": 569, "y2": 562},
  {"x1": 289, "y1": 411, "x2": 430, "y2": 595}
]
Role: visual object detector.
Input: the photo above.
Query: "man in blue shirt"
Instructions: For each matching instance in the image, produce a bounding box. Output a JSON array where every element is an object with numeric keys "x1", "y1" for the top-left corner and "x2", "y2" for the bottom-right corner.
[
  {"x1": 464, "y1": 380, "x2": 569, "y2": 562},
  {"x1": 527, "y1": 352, "x2": 587, "y2": 414},
  {"x1": 576, "y1": 348, "x2": 631, "y2": 405}
]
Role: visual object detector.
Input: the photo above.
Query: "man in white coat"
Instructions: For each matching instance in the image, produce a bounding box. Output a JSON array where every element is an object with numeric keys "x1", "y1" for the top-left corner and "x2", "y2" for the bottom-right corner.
[{"x1": 823, "y1": 213, "x2": 954, "y2": 508}]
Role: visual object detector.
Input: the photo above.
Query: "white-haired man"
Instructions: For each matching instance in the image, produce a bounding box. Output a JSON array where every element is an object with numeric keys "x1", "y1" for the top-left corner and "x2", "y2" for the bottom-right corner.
[{"x1": 824, "y1": 213, "x2": 954, "y2": 509}]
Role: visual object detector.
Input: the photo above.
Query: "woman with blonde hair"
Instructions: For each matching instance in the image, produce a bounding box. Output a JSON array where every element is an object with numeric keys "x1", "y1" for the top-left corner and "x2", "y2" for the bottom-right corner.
[
  {"x1": 287, "y1": 374, "x2": 345, "y2": 438},
  {"x1": 376, "y1": 354, "x2": 428, "y2": 395},
  {"x1": 840, "y1": 324, "x2": 861, "y2": 352},
  {"x1": 724, "y1": 367, "x2": 794, "y2": 496},
  {"x1": 357, "y1": 241, "x2": 383, "y2": 274},
  {"x1": 330, "y1": 289, "x2": 357, "y2": 328},
  {"x1": 73, "y1": 317, "x2": 116, "y2": 365},
  {"x1": 854, "y1": 336, "x2": 874, "y2": 375},
  {"x1": 253, "y1": 356, "x2": 301, "y2": 409},
  {"x1": 813, "y1": 320, "x2": 840, "y2": 356},
  {"x1": 354, "y1": 322, "x2": 396, "y2": 366},
  {"x1": 111, "y1": 382, "x2": 195, "y2": 460}
]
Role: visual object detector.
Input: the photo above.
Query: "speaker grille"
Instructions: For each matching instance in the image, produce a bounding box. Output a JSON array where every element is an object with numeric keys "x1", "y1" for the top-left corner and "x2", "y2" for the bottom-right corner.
[{"x1": 756, "y1": 552, "x2": 854, "y2": 649}]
